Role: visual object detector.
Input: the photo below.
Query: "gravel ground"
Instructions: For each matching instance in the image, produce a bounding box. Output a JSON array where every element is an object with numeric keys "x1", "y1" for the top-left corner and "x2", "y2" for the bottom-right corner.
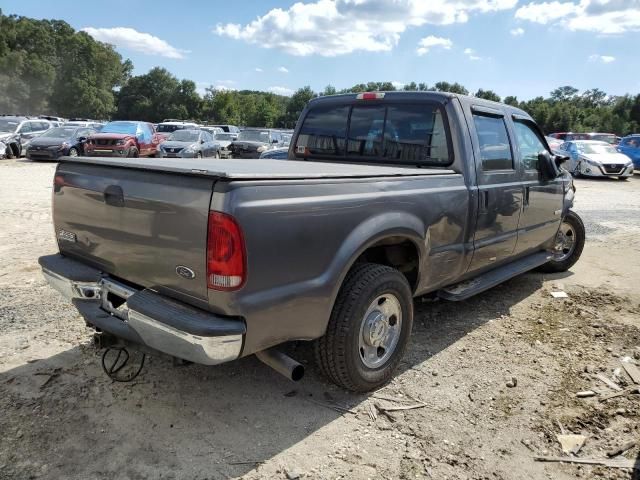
[{"x1": 0, "y1": 159, "x2": 639, "y2": 480}]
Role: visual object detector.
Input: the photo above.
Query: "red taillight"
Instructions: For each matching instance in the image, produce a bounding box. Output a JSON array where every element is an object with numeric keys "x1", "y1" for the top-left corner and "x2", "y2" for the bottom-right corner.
[
  {"x1": 356, "y1": 92, "x2": 385, "y2": 100},
  {"x1": 206, "y1": 211, "x2": 246, "y2": 291}
]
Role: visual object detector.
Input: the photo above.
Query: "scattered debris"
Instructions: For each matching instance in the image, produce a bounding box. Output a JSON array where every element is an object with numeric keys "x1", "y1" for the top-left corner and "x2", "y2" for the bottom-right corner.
[
  {"x1": 506, "y1": 377, "x2": 517, "y2": 388},
  {"x1": 374, "y1": 402, "x2": 427, "y2": 413},
  {"x1": 534, "y1": 456, "x2": 639, "y2": 470},
  {"x1": 306, "y1": 398, "x2": 357, "y2": 415},
  {"x1": 556, "y1": 434, "x2": 587, "y2": 455},
  {"x1": 576, "y1": 390, "x2": 597, "y2": 398},
  {"x1": 366, "y1": 402, "x2": 378, "y2": 421},
  {"x1": 550, "y1": 291, "x2": 569, "y2": 299},
  {"x1": 606, "y1": 441, "x2": 636, "y2": 458},
  {"x1": 593, "y1": 373, "x2": 622, "y2": 392},
  {"x1": 598, "y1": 388, "x2": 633, "y2": 402},
  {"x1": 620, "y1": 361, "x2": 640, "y2": 385}
]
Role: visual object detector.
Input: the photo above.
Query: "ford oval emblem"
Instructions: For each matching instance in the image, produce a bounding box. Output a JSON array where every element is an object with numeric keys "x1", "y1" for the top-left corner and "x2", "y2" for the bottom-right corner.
[{"x1": 175, "y1": 266, "x2": 196, "y2": 280}]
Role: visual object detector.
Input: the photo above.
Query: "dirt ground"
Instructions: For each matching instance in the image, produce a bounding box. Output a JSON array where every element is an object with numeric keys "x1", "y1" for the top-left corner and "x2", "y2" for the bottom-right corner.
[{"x1": 1, "y1": 158, "x2": 639, "y2": 480}]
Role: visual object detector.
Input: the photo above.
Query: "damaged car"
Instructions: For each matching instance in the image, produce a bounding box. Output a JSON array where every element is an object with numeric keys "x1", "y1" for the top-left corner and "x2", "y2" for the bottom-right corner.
[{"x1": 560, "y1": 140, "x2": 634, "y2": 180}]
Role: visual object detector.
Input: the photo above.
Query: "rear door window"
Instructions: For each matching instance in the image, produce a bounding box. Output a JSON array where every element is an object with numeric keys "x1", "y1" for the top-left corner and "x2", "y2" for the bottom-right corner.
[
  {"x1": 384, "y1": 105, "x2": 449, "y2": 165},
  {"x1": 296, "y1": 102, "x2": 451, "y2": 166},
  {"x1": 296, "y1": 105, "x2": 349, "y2": 156},
  {"x1": 472, "y1": 114, "x2": 513, "y2": 171},
  {"x1": 347, "y1": 106, "x2": 386, "y2": 157}
]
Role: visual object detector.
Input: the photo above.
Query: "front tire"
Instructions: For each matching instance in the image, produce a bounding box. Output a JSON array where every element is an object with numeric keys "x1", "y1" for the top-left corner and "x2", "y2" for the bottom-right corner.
[
  {"x1": 68, "y1": 147, "x2": 79, "y2": 157},
  {"x1": 314, "y1": 263, "x2": 413, "y2": 392},
  {"x1": 127, "y1": 147, "x2": 139, "y2": 158},
  {"x1": 538, "y1": 210, "x2": 585, "y2": 273}
]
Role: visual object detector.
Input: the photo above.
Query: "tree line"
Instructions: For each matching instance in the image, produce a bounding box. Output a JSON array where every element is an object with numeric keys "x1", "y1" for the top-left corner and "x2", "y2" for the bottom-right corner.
[{"x1": 1, "y1": 10, "x2": 639, "y2": 135}]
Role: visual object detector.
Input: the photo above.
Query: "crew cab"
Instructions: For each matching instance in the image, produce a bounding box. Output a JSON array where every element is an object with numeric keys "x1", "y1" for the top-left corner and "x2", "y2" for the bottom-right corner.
[
  {"x1": 228, "y1": 128, "x2": 285, "y2": 158},
  {"x1": 84, "y1": 121, "x2": 163, "y2": 158},
  {"x1": 39, "y1": 92, "x2": 584, "y2": 392}
]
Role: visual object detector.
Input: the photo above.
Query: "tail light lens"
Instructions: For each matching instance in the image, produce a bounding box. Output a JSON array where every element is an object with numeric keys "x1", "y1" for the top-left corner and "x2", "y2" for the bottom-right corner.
[{"x1": 206, "y1": 212, "x2": 246, "y2": 291}]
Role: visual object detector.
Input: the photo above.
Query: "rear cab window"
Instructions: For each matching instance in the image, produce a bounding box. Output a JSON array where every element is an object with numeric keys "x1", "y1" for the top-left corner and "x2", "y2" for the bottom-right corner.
[{"x1": 295, "y1": 100, "x2": 452, "y2": 167}]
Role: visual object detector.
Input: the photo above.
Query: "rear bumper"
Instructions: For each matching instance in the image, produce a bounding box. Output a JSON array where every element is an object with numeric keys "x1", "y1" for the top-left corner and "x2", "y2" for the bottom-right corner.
[{"x1": 39, "y1": 254, "x2": 245, "y2": 365}]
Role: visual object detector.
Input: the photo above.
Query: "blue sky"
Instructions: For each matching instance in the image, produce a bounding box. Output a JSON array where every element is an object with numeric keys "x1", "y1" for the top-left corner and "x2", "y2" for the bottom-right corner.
[{"x1": 3, "y1": 0, "x2": 637, "y2": 99}]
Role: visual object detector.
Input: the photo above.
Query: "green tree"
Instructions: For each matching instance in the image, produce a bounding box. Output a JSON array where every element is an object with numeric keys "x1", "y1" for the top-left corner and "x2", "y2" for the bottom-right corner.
[
  {"x1": 283, "y1": 86, "x2": 316, "y2": 128},
  {"x1": 474, "y1": 89, "x2": 501, "y2": 102}
]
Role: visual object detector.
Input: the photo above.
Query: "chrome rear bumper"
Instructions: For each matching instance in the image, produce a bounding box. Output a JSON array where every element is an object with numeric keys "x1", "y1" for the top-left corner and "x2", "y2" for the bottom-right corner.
[{"x1": 40, "y1": 254, "x2": 245, "y2": 365}]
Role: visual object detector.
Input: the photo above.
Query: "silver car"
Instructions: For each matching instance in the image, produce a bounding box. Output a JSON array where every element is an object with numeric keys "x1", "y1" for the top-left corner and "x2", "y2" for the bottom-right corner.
[
  {"x1": 157, "y1": 129, "x2": 221, "y2": 159},
  {"x1": 559, "y1": 140, "x2": 634, "y2": 180}
]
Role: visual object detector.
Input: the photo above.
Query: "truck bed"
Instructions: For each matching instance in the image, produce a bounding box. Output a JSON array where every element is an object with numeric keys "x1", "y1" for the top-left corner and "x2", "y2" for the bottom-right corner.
[{"x1": 58, "y1": 156, "x2": 456, "y2": 180}]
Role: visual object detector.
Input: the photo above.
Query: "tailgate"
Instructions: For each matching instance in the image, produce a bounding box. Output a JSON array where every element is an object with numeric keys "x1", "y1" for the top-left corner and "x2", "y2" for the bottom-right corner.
[{"x1": 53, "y1": 162, "x2": 215, "y2": 301}]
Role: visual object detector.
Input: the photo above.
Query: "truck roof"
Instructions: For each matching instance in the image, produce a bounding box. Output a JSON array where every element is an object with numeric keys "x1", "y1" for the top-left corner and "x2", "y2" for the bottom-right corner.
[
  {"x1": 308, "y1": 91, "x2": 532, "y2": 119},
  {"x1": 58, "y1": 156, "x2": 456, "y2": 180}
]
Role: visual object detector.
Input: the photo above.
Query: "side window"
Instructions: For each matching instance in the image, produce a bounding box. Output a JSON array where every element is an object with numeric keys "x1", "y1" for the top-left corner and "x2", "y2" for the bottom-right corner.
[
  {"x1": 39, "y1": 122, "x2": 50, "y2": 131},
  {"x1": 347, "y1": 106, "x2": 385, "y2": 157},
  {"x1": 18, "y1": 122, "x2": 32, "y2": 133},
  {"x1": 513, "y1": 121, "x2": 547, "y2": 171},
  {"x1": 383, "y1": 104, "x2": 450, "y2": 165},
  {"x1": 472, "y1": 114, "x2": 513, "y2": 171},
  {"x1": 295, "y1": 105, "x2": 349, "y2": 156}
]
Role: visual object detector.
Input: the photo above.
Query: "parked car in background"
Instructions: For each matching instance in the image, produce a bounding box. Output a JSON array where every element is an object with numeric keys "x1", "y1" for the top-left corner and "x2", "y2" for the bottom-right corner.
[
  {"x1": 565, "y1": 132, "x2": 617, "y2": 145},
  {"x1": 26, "y1": 125, "x2": 96, "y2": 161},
  {"x1": 617, "y1": 135, "x2": 640, "y2": 170},
  {"x1": 559, "y1": 140, "x2": 633, "y2": 179},
  {"x1": 212, "y1": 125, "x2": 240, "y2": 137},
  {"x1": 156, "y1": 121, "x2": 199, "y2": 139},
  {"x1": 228, "y1": 128, "x2": 285, "y2": 158},
  {"x1": 214, "y1": 132, "x2": 236, "y2": 158},
  {"x1": 39, "y1": 115, "x2": 66, "y2": 123},
  {"x1": 85, "y1": 121, "x2": 163, "y2": 158},
  {"x1": 548, "y1": 132, "x2": 570, "y2": 140},
  {"x1": 259, "y1": 146, "x2": 289, "y2": 159},
  {"x1": 545, "y1": 136, "x2": 564, "y2": 155},
  {"x1": 158, "y1": 129, "x2": 221, "y2": 158},
  {"x1": 0, "y1": 116, "x2": 51, "y2": 157},
  {"x1": 64, "y1": 120, "x2": 104, "y2": 130}
]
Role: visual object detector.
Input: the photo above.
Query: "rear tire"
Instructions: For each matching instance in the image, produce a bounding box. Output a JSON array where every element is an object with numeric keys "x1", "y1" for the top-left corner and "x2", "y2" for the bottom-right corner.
[
  {"x1": 314, "y1": 263, "x2": 413, "y2": 392},
  {"x1": 538, "y1": 210, "x2": 585, "y2": 273}
]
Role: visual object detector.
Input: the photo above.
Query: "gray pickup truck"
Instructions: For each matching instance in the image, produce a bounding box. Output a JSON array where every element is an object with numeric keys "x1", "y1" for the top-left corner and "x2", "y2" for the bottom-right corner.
[{"x1": 39, "y1": 92, "x2": 584, "y2": 392}]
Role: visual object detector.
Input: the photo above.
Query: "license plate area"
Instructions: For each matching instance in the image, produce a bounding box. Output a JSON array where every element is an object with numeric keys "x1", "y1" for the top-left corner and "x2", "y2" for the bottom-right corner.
[{"x1": 100, "y1": 279, "x2": 137, "y2": 321}]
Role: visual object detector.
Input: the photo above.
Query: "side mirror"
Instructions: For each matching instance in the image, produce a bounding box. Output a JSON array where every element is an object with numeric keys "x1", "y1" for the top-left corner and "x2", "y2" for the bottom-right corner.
[
  {"x1": 538, "y1": 150, "x2": 561, "y2": 180},
  {"x1": 200, "y1": 139, "x2": 205, "y2": 144},
  {"x1": 77, "y1": 136, "x2": 87, "y2": 143}
]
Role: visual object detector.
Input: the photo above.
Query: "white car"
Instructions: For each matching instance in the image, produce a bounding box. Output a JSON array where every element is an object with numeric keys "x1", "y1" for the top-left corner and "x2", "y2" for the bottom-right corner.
[{"x1": 559, "y1": 140, "x2": 634, "y2": 180}]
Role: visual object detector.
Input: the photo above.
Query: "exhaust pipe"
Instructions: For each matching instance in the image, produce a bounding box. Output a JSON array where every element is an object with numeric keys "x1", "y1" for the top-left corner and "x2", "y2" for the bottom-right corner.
[{"x1": 256, "y1": 348, "x2": 305, "y2": 382}]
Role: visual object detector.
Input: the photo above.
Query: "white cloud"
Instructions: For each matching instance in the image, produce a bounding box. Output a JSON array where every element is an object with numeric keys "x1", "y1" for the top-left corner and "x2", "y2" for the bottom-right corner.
[
  {"x1": 277, "y1": 66, "x2": 289, "y2": 73},
  {"x1": 391, "y1": 80, "x2": 405, "y2": 89},
  {"x1": 255, "y1": 67, "x2": 264, "y2": 72},
  {"x1": 515, "y1": 0, "x2": 640, "y2": 34},
  {"x1": 589, "y1": 54, "x2": 616, "y2": 63},
  {"x1": 268, "y1": 86, "x2": 295, "y2": 96},
  {"x1": 464, "y1": 47, "x2": 482, "y2": 60},
  {"x1": 416, "y1": 36, "x2": 452, "y2": 56},
  {"x1": 82, "y1": 27, "x2": 188, "y2": 59},
  {"x1": 215, "y1": 0, "x2": 517, "y2": 56},
  {"x1": 510, "y1": 27, "x2": 525, "y2": 35}
]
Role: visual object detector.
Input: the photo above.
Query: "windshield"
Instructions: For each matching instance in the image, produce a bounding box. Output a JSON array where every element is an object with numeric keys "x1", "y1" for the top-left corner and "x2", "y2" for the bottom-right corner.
[
  {"x1": 41, "y1": 127, "x2": 76, "y2": 139},
  {"x1": 578, "y1": 143, "x2": 617, "y2": 155},
  {"x1": 215, "y1": 133, "x2": 234, "y2": 141},
  {"x1": 101, "y1": 122, "x2": 138, "y2": 135},
  {"x1": 0, "y1": 119, "x2": 19, "y2": 133},
  {"x1": 591, "y1": 134, "x2": 616, "y2": 145},
  {"x1": 158, "y1": 124, "x2": 185, "y2": 133},
  {"x1": 238, "y1": 130, "x2": 270, "y2": 143},
  {"x1": 168, "y1": 130, "x2": 200, "y2": 142}
]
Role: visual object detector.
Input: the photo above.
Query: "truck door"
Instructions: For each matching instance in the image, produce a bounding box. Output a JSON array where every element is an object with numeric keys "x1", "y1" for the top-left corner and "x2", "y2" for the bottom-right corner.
[
  {"x1": 468, "y1": 107, "x2": 523, "y2": 272},
  {"x1": 511, "y1": 117, "x2": 563, "y2": 254}
]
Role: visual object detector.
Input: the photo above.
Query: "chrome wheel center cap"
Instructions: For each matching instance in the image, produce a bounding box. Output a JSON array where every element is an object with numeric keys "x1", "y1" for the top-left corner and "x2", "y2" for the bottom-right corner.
[{"x1": 365, "y1": 312, "x2": 387, "y2": 346}]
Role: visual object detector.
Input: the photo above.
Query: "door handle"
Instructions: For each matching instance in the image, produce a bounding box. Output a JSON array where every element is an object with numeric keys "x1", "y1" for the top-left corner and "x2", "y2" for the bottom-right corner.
[
  {"x1": 103, "y1": 185, "x2": 125, "y2": 207},
  {"x1": 480, "y1": 190, "x2": 489, "y2": 212}
]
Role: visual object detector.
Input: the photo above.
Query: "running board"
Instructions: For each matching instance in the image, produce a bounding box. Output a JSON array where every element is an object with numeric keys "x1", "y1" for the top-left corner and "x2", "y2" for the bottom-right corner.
[{"x1": 438, "y1": 252, "x2": 552, "y2": 302}]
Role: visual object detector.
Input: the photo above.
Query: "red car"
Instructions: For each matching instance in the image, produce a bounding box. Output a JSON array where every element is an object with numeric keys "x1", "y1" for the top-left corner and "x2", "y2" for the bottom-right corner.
[{"x1": 85, "y1": 121, "x2": 163, "y2": 158}]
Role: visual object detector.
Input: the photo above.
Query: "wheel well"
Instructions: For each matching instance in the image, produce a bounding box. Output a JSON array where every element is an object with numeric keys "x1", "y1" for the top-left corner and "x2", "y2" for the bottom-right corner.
[{"x1": 354, "y1": 237, "x2": 420, "y2": 290}]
